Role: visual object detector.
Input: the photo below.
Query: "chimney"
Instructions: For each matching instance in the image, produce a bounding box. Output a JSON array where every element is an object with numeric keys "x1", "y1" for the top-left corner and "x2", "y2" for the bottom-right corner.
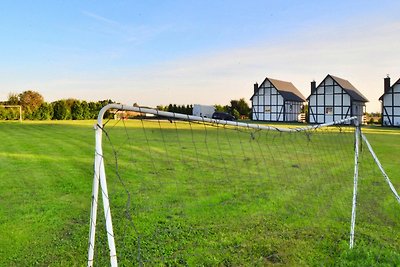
[
  {"x1": 311, "y1": 80, "x2": 316, "y2": 94},
  {"x1": 384, "y1": 75, "x2": 391, "y2": 93},
  {"x1": 254, "y1": 83, "x2": 258, "y2": 94}
]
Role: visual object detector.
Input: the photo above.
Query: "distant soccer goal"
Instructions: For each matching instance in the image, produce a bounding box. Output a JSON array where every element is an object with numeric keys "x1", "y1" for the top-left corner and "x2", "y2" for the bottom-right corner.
[
  {"x1": 0, "y1": 105, "x2": 22, "y2": 121},
  {"x1": 88, "y1": 104, "x2": 400, "y2": 266}
]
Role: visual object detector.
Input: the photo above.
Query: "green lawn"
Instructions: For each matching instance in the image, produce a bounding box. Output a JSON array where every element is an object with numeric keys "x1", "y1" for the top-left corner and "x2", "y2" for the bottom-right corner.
[{"x1": 0, "y1": 120, "x2": 399, "y2": 266}]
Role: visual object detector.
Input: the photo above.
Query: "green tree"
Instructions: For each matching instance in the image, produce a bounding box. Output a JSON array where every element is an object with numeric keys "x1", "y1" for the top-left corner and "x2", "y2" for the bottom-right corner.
[
  {"x1": 19, "y1": 90, "x2": 44, "y2": 115},
  {"x1": 34, "y1": 103, "x2": 53, "y2": 120},
  {"x1": 0, "y1": 106, "x2": 13, "y2": 119},
  {"x1": 214, "y1": 105, "x2": 229, "y2": 112},
  {"x1": 7, "y1": 93, "x2": 19, "y2": 105},
  {"x1": 71, "y1": 100, "x2": 84, "y2": 120},
  {"x1": 52, "y1": 100, "x2": 69, "y2": 120},
  {"x1": 230, "y1": 98, "x2": 250, "y2": 118},
  {"x1": 88, "y1": 102, "x2": 101, "y2": 119},
  {"x1": 232, "y1": 108, "x2": 240, "y2": 120},
  {"x1": 81, "y1": 101, "x2": 91, "y2": 119},
  {"x1": 22, "y1": 106, "x2": 33, "y2": 120},
  {"x1": 156, "y1": 105, "x2": 166, "y2": 111}
]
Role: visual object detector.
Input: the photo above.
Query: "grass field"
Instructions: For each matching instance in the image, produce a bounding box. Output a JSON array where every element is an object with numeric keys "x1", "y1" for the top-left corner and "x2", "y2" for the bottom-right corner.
[{"x1": 0, "y1": 120, "x2": 399, "y2": 266}]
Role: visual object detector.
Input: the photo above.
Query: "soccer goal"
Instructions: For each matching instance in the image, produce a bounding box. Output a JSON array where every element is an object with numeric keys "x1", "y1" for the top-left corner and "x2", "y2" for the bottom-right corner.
[
  {"x1": 0, "y1": 105, "x2": 22, "y2": 121},
  {"x1": 88, "y1": 104, "x2": 400, "y2": 266}
]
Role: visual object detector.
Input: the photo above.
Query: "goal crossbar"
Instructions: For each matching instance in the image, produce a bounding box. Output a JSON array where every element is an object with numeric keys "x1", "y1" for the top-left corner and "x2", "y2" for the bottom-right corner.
[{"x1": 95, "y1": 103, "x2": 357, "y2": 133}]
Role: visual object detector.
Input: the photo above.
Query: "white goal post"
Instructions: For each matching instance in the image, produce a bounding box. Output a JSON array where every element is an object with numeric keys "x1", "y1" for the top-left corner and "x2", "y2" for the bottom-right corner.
[
  {"x1": 0, "y1": 105, "x2": 22, "y2": 122},
  {"x1": 87, "y1": 104, "x2": 399, "y2": 266}
]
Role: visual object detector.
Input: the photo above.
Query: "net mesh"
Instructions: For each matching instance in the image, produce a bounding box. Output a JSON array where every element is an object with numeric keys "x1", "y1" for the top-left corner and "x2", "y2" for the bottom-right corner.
[
  {"x1": 90, "y1": 111, "x2": 400, "y2": 265},
  {"x1": 354, "y1": 136, "x2": 400, "y2": 255}
]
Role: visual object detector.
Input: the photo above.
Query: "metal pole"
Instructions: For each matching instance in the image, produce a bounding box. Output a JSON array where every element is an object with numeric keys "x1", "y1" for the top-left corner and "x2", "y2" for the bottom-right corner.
[
  {"x1": 98, "y1": 146, "x2": 117, "y2": 266},
  {"x1": 97, "y1": 104, "x2": 357, "y2": 133},
  {"x1": 87, "y1": 125, "x2": 102, "y2": 267},
  {"x1": 361, "y1": 133, "x2": 400, "y2": 204},
  {"x1": 349, "y1": 120, "x2": 360, "y2": 248},
  {"x1": 88, "y1": 107, "x2": 118, "y2": 267}
]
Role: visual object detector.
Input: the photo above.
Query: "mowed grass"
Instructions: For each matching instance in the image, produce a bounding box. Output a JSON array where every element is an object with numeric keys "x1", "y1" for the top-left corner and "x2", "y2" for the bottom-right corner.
[
  {"x1": 0, "y1": 121, "x2": 95, "y2": 266},
  {"x1": 0, "y1": 120, "x2": 399, "y2": 266}
]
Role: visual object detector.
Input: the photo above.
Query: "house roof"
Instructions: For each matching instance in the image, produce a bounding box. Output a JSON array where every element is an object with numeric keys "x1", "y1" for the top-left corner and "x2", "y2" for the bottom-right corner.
[
  {"x1": 379, "y1": 77, "x2": 400, "y2": 101},
  {"x1": 251, "y1": 77, "x2": 306, "y2": 102},
  {"x1": 329, "y1": 75, "x2": 369, "y2": 102},
  {"x1": 307, "y1": 74, "x2": 368, "y2": 102}
]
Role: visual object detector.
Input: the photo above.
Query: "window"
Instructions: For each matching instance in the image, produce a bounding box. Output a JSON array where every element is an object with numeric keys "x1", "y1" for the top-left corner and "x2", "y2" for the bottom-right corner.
[
  {"x1": 325, "y1": 107, "x2": 333, "y2": 114},
  {"x1": 325, "y1": 86, "x2": 333, "y2": 95},
  {"x1": 265, "y1": 107, "x2": 271, "y2": 113}
]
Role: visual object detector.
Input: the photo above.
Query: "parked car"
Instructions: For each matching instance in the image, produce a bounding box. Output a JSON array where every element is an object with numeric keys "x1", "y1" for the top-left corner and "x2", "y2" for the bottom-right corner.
[{"x1": 212, "y1": 112, "x2": 236, "y2": 121}]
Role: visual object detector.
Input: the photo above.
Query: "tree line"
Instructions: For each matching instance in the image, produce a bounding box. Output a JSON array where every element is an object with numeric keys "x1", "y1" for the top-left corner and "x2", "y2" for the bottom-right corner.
[
  {"x1": 0, "y1": 90, "x2": 252, "y2": 120},
  {"x1": 215, "y1": 98, "x2": 251, "y2": 119},
  {"x1": 156, "y1": 104, "x2": 194, "y2": 114},
  {"x1": 0, "y1": 90, "x2": 113, "y2": 120},
  {"x1": 158, "y1": 98, "x2": 251, "y2": 119}
]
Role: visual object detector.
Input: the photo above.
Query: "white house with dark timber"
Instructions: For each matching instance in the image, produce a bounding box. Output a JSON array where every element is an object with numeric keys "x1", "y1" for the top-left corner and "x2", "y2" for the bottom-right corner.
[
  {"x1": 307, "y1": 74, "x2": 368, "y2": 124},
  {"x1": 380, "y1": 76, "x2": 400, "y2": 126},
  {"x1": 250, "y1": 77, "x2": 306, "y2": 122}
]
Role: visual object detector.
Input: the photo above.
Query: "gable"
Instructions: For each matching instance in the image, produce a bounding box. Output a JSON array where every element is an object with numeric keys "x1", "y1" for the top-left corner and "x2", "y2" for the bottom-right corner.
[
  {"x1": 308, "y1": 76, "x2": 346, "y2": 100},
  {"x1": 309, "y1": 85, "x2": 351, "y2": 107},
  {"x1": 381, "y1": 83, "x2": 400, "y2": 106},
  {"x1": 308, "y1": 74, "x2": 368, "y2": 103},
  {"x1": 251, "y1": 77, "x2": 305, "y2": 102},
  {"x1": 251, "y1": 80, "x2": 279, "y2": 99},
  {"x1": 379, "y1": 78, "x2": 400, "y2": 101}
]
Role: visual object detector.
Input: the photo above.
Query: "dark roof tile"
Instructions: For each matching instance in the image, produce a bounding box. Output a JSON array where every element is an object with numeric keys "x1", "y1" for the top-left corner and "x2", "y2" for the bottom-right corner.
[{"x1": 330, "y1": 75, "x2": 369, "y2": 102}]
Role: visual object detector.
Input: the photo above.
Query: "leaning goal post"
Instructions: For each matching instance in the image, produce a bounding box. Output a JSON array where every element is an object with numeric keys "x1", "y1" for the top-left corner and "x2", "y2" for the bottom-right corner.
[{"x1": 88, "y1": 104, "x2": 400, "y2": 266}]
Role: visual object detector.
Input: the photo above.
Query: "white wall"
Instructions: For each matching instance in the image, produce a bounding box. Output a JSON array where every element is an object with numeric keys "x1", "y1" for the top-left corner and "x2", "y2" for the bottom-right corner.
[
  {"x1": 252, "y1": 80, "x2": 286, "y2": 121},
  {"x1": 382, "y1": 83, "x2": 400, "y2": 126},
  {"x1": 252, "y1": 80, "x2": 305, "y2": 122},
  {"x1": 309, "y1": 77, "x2": 353, "y2": 124}
]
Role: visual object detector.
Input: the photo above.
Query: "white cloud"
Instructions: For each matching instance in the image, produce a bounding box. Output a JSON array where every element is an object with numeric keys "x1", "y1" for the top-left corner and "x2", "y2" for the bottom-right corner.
[
  {"x1": 80, "y1": 10, "x2": 172, "y2": 45},
  {"x1": 81, "y1": 10, "x2": 119, "y2": 25}
]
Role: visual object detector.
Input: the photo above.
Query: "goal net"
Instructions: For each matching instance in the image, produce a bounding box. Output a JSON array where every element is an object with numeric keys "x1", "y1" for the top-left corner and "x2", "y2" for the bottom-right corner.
[{"x1": 88, "y1": 104, "x2": 400, "y2": 266}]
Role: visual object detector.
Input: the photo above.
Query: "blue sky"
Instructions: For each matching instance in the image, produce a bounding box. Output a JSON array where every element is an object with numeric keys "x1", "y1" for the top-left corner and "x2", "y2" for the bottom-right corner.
[{"x1": 1, "y1": 1, "x2": 399, "y2": 112}]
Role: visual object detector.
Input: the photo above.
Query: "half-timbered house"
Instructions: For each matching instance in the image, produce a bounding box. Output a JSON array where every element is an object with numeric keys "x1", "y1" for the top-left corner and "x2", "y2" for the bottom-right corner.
[
  {"x1": 251, "y1": 77, "x2": 305, "y2": 122},
  {"x1": 307, "y1": 75, "x2": 368, "y2": 124},
  {"x1": 380, "y1": 76, "x2": 400, "y2": 126}
]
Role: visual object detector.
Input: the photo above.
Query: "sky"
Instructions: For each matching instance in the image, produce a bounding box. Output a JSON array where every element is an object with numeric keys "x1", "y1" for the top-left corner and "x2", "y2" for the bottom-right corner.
[{"x1": 1, "y1": 0, "x2": 399, "y2": 112}]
